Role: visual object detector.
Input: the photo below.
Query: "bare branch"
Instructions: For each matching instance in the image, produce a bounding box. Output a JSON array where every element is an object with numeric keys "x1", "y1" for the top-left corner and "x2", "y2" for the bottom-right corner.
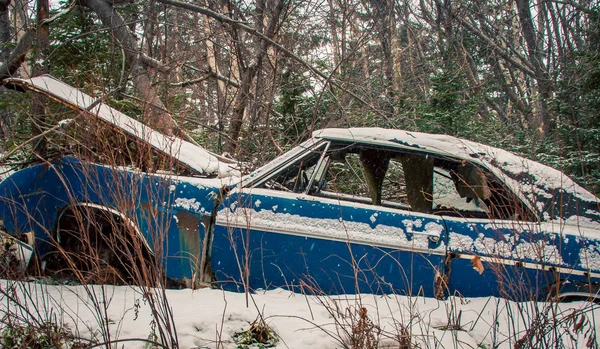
[
  {"x1": 548, "y1": 0, "x2": 594, "y2": 14},
  {"x1": 0, "y1": 28, "x2": 35, "y2": 81},
  {"x1": 140, "y1": 54, "x2": 169, "y2": 73},
  {"x1": 458, "y1": 19, "x2": 536, "y2": 78},
  {"x1": 81, "y1": 0, "x2": 199, "y2": 146},
  {"x1": 155, "y1": 0, "x2": 394, "y2": 124},
  {"x1": 0, "y1": 93, "x2": 108, "y2": 162},
  {"x1": 172, "y1": 69, "x2": 240, "y2": 88},
  {"x1": 170, "y1": 74, "x2": 211, "y2": 88}
]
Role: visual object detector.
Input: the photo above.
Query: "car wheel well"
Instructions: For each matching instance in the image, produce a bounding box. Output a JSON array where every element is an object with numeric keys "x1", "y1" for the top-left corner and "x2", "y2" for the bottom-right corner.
[
  {"x1": 51, "y1": 204, "x2": 156, "y2": 285},
  {"x1": 546, "y1": 279, "x2": 600, "y2": 304}
]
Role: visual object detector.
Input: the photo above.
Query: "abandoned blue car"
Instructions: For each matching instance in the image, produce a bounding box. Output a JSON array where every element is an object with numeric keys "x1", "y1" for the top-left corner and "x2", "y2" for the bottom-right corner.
[{"x1": 0, "y1": 75, "x2": 599, "y2": 301}]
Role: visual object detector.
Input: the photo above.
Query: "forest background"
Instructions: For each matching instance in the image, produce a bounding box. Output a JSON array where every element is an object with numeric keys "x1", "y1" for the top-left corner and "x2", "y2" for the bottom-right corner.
[{"x1": 0, "y1": 0, "x2": 598, "y2": 194}]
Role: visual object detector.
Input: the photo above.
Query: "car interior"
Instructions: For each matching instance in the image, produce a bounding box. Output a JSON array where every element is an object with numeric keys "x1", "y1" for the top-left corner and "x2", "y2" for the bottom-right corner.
[{"x1": 259, "y1": 141, "x2": 533, "y2": 221}]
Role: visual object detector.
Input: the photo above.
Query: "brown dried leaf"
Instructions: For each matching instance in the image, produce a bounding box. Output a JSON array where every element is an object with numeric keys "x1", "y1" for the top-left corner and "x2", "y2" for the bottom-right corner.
[
  {"x1": 573, "y1": 314, "x2": 585, "y2": 332},
  {"x1": 472, "y1": 255, "x2": 484, "y2": 275}
]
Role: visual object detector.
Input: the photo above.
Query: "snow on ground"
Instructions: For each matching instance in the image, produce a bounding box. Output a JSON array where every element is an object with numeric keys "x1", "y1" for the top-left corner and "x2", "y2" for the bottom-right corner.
[{"x1": 1, "y1": 280, "x2": 598, "y2": 349}]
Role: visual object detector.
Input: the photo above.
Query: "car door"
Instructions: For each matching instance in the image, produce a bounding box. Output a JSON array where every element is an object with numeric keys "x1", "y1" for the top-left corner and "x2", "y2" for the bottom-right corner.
[{"x1": 209, "y1": 141, "x2": 448, "y2": 296}]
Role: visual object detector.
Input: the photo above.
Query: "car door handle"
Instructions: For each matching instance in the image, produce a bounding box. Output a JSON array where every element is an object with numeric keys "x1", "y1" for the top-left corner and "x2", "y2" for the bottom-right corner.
[{"x1": 406, "y1": 229, "x2": 441, "y2": 243}]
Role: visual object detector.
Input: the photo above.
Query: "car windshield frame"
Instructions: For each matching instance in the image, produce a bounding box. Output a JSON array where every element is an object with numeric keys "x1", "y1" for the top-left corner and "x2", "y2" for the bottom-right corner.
[
  {"x1": 241, "y1": 137, "x2": 326, "y2": 189},
  {"x1": 248, "y1": 138, "x2": 537, "y2": 221}
]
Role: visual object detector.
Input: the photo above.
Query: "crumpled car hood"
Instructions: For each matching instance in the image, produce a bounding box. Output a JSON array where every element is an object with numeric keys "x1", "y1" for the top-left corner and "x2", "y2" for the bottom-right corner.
[{"x1": 5, "y1": 75, "x2": 239, "y2": 178}]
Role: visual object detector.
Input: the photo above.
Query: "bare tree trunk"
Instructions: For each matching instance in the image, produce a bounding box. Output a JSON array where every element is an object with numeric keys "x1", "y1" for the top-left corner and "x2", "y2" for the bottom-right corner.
[
  {"x1": 0, "y1": 28, "x2": 34, "y2": 79},
  {"x1": 82, "y1": 0, "x2": 178, "y2": 136},
  {"x1": 0, "y1": 0, "x2": 11, "y2": 147},
  {"x1": 371, "y1": 0, "x2": 396, "y2": 117},
  {"x1": 31, "y1": 0, "x2": 49, "y2": 156},
  {"x1": 227, "y1": 64, "x2": 258, "y2": 154},
  {"x1": 515, "y1": 0, "x2": 552, "y2": 139},
  {"x1": 455, "y1": 37, "x2": 490, "y2": 120},
  {"x1": 203, "y1": 10, "x2": 227, "y2": 144},
  {"x1": 158, "y1": 0, "x2": 388, "y2": 126},
  {"x1": 327, "y1": 0, "x2": 341, "y2": 67},
  {"x1": 0, "y1": 0, "x2": 11, "y2": 62},
  {"x1": 11, "y1": 0, "x2": 29, "y2": 77},
  {"x1": 224, "y1": 0, "x2": 286, "y2": 154}
]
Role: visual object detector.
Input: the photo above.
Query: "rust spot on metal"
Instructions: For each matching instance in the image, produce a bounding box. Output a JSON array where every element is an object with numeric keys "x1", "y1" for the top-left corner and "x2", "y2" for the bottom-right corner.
[
  {"x1": 175, "y1": 211, "x2": 202, "y2": 288},
  {"x1": 176, "y1": 211, "x2": 201, "y2": 256}
]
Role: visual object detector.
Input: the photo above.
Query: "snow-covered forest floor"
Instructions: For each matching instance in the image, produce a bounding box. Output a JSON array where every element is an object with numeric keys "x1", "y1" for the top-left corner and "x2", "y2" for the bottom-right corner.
[{"x1": 0, "y1": 279, "x2": 598, "y2": 348}]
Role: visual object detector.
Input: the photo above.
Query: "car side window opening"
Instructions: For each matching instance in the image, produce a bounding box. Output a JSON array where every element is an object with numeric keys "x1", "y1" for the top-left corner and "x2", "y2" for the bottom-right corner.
[{"x1": 259, "y1": 142, "x2": 532, "y2": 220}]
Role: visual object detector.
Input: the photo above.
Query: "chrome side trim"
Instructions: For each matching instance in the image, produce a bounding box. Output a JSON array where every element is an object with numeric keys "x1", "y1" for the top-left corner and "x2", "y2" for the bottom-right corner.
[
  {"x1": 215, "y1": 218, "x2": 446, "y2": 255},
  {"x1": 455, "y1": 253, "x2": 600, "y2": 279},
  {"x1": 217, "y1": 217, "x2": 600, "y2": 279}
]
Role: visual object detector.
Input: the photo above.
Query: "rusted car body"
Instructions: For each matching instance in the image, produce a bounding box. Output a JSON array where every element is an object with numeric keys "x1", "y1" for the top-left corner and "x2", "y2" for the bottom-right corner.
[{"x1": 0, "y1": 75, "x2": 599, "y2": 300}]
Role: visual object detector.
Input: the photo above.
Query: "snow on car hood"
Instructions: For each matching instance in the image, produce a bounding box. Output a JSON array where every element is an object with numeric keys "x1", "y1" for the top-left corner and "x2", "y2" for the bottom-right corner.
[
  {"x1": 5, "y1": 75, "x2": 239, "y2": 178},
  {"x1": 314, "y1": 128, "x2": 600, "y2": 224}
]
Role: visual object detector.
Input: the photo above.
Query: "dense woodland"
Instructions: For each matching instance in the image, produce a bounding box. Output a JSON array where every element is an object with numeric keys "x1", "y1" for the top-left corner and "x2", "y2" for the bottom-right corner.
[{"x1": 0, "y1": 0, "x2": 598, "y2": 194}]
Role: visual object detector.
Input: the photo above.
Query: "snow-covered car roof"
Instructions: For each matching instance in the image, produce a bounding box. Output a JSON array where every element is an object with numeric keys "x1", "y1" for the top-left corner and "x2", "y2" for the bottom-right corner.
[
  {"x1": 314, "y1": 128, "x2": 600, "y2": 224},
  {"x1": 4, "y1": 75, "x2": 239, "y2": 178}
]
